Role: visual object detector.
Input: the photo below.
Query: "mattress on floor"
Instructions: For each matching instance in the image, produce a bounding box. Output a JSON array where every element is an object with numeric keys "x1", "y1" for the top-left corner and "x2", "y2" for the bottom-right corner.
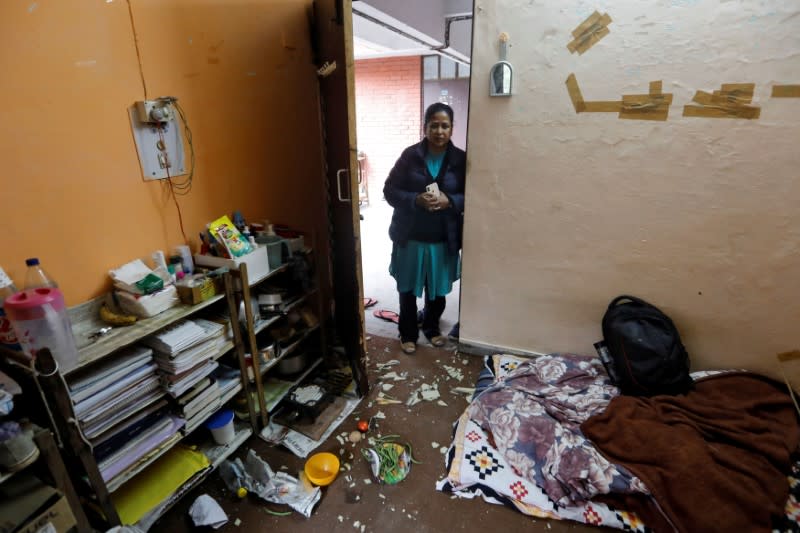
[{"x1": 437, "y1": 353, "x2": 800, "y2": 532}]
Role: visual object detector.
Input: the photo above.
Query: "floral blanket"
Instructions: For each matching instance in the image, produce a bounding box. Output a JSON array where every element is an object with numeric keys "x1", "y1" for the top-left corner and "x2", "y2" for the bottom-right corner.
[
  {"x1": 469, "y1": 353, "x2": 645, "y2": 505},
  {"x1": 437, "y1": 354, "x2": 800, "y2": 532}
]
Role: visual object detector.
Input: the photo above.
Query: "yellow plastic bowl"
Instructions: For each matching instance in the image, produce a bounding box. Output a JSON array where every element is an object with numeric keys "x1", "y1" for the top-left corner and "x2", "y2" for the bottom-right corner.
[{"x1": 304, "y1": 452, "x2": 340, "y2": 486}]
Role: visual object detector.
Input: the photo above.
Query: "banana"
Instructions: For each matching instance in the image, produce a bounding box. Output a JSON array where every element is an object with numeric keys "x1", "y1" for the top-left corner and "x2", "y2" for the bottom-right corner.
[{"x1": 99, "y1": 304, "x2": 138, "y2": 326}]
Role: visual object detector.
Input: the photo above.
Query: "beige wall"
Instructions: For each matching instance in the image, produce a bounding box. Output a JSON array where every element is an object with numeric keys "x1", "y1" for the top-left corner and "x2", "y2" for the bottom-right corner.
[
  {"x1": 461, "y1": 0, "x2": 800, "y2": 380},
  {"x1": 0, "y1": 0, "x2": 329, "y2": 306}
]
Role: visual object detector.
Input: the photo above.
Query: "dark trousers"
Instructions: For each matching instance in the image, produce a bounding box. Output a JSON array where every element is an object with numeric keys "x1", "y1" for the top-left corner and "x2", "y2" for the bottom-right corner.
[{"x1": 399, "y1": 291, "x2": 446, "y2": 343}]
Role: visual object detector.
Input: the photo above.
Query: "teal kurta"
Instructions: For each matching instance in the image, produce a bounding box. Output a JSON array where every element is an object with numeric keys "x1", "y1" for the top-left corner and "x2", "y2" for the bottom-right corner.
[{"x1": 389, "y1": 151, "x2": 461, "y2": 298}]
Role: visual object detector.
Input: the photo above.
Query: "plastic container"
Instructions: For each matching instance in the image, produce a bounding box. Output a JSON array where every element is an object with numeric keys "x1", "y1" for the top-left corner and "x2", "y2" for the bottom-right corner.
[
  {"x1": 0, "y1": 267, "x2": 21, "y2": 351},
  {"x1": 254, "y1": 235, "x2": 288, "y2": 269},
  {"x1": 205, "y1": 408, "x2": 235, "y2": 445},
  {"x1": 23, "y1": 258, "x2": 58, "y2": 289},
  {"x1": 4, "y1": 288, "x2": 79, "y2": 371},
  {"x1": 304, "y1": 452, "x2": 340, "y2": 486},
  {"x1": 174, "y1": 245, "x2": 194, "y2": 275}
]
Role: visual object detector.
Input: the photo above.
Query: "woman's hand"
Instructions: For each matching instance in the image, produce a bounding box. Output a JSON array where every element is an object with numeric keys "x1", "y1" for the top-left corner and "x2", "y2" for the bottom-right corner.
[{"x1": 416, "y1": 192, "x2": 450, "y2": 212}]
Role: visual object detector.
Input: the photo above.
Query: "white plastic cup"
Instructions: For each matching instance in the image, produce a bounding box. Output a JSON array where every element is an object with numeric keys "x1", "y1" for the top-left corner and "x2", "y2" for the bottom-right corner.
[{"x1": 206, "y1": 409, "x2": 235, "y2": 445}]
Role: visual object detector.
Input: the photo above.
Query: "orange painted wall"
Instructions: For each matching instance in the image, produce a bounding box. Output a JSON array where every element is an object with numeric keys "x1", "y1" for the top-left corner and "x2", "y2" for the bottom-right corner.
[{"x1": 0, "y1": 0, "x2": 329, "y2": 306}]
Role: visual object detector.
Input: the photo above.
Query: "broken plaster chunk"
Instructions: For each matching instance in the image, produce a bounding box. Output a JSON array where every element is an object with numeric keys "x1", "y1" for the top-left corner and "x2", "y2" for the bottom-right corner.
[
  {"x1": 340, "y1": 448, "x2": 346, "y2": 456},
  {"x1": 234, "y1": 518, "x2": 241, "y2": 527},
  {"x1": 379, "y1": 493, "x2": 386, "y2": 499},
  {"x1": 363, "y1": 478, "x2": 372, "y2": 485},
  {"x1": 443, "y1": 365, "x2": 464, "y2": 381},
  {"x1": 440, "y1": 446, "x2": 448, "y2": 454},
  {"x1": 381, "y1": 383, "x2": 394, "y2": 392},
  {"x1": 338, "y1": 516, "x2": 344, "y2": 523},
  {"x1": 349, "y1": 431, "x2": 363, "y2": 443},
  {"x1": 361, "y1": 526, "x2": 366, "y2": 533},
  {"x1": 374, "y1": 411, "x2": 386, "y2": 419},
  {"x1": 353, "y1": 520, "x2": 361, "y2": 529},
  {"x1": 431, "y1": 441, "x2": 440, "y2": 448},
  {"x1": 437, "y1": 400, "x2": 448, "y2": 407}
]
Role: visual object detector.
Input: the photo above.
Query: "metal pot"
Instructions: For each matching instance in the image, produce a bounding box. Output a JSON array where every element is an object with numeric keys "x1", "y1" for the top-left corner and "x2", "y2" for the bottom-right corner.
[{"x1": 276, "y1": 351, "x2": 308, "y2": 376}]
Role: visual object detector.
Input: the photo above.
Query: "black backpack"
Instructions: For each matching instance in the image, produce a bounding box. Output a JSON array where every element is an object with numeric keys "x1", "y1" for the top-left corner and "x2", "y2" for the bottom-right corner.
[{"x1": 597, "y1": 295, "x2": 693, "y2": 396}]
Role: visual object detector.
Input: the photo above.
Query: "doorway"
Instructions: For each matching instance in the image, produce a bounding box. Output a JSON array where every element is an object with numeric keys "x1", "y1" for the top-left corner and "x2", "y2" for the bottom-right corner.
[{"x1": 350, "y1": 3, "x2": 473, "y2": 343}]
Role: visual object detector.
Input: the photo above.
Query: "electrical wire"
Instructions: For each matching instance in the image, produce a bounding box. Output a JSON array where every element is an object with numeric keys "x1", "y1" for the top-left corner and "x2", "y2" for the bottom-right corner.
[
  {"x1": 126, "y1": 0, "x2": 148, "y2": 100},
  {"x1": 157, "y1": 124, "x2": 189, "y2": 244},
  {"x1": 168, "y1": 99, "x2": 195, "y2": 195}
]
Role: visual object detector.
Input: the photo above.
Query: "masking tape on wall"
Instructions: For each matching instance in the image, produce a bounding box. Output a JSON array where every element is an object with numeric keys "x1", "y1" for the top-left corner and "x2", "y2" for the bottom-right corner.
[
  {"x1": 567, "y1": 11, "x2": 612, "y2": 55},
  {"x1": 772, "y1": 85, "x2": 800, "y2": 98},
  {"x1": 565, "y1": 74, "x2": 587, "y2": 112},
  {"x1": 566, "y1": 74, "x2": 671, "y2": 120},
  {"x1": 683, "y1": 84, "x2": 761, "y2": 119}
]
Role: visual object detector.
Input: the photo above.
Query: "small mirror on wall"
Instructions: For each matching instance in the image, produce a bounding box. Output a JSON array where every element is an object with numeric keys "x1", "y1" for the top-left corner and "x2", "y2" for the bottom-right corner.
[{"x1": 490, "y1": 61, "x2": 513, "y2": 96}]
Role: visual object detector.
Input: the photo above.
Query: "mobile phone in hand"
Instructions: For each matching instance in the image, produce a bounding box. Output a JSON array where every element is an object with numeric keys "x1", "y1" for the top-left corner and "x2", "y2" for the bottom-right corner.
[{"x1": 425, "y1": 182, "x2": 440, "y2": 197}]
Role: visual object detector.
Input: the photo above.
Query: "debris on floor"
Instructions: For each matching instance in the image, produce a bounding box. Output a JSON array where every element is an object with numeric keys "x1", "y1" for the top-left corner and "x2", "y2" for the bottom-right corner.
[
  {"x1": 376, "y1": 360, "x2": 400, "y2": 371},
  {"x1": 450, "y1": 386, "x2": 475, "y2": 399},
  {"x1": 188, "y1": 494, "x2": 228, "y2": 529},
  {"x1": 406, "y1": 383, "x2": 440, "y2": 406},
  {"x1": 376, "y1": 392, "x2": 402, "y2": 405},
  {"x1": 381, "y1": 371, "x2": 408, "y2": 382},
  {"x1": 442, "y1": 365, "x2": 464, "y2": 381},
  {"x1": 219, "y1": 450, "x2": 320, "y2": 518}
]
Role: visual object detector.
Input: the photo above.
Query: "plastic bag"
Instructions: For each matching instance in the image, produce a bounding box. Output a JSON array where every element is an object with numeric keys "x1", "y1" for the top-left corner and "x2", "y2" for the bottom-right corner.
[{"x1": 209, "y1": 215, "x2": 253, "y2": 258}]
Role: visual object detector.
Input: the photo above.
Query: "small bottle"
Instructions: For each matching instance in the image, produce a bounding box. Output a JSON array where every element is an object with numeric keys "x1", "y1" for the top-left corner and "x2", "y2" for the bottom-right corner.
[
  {"x1": 0, "y1": 267, "x2": 21, "y2": 350},
  {"x1": 23, "y1": 258, "x2": 58, "y2": 289},
  {"x1": 594, "y1": 341, "x2": 621, "y2": 384}
]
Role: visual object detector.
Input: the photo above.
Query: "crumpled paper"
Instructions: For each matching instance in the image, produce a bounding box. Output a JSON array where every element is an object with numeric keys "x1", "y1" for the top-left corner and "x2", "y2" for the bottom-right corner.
[
  {"x1": 189, "y1": 494, "x2": 228, "y2": 529},
  {"x1": 219, "y1": 449, "x2": 320, "y2": 517}
]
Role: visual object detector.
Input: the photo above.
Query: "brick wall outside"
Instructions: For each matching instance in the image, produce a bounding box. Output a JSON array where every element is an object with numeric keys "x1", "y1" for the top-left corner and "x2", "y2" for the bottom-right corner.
[{"x1": 354, "y1": 56, "x2": 422, "y2": 203}]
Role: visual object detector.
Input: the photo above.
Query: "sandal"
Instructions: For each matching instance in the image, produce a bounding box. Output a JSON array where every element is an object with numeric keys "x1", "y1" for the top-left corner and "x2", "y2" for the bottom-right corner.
[
  {"x1": 363, "y1": 297, "x2": 378, "y2": 309},
  {"x1": 429, "y1": 335, "x2": 447, "y2": 347},
  {"x1": 373, "y1": 309, "x2": 399, "y2": 324}
]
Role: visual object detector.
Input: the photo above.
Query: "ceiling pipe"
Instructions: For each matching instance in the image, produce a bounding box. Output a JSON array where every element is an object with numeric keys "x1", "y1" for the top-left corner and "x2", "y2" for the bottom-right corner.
[
  {"x1": 352, "y1": 8, "x2": 471, "y2": 65},
  {"x1": 432, "y1": 14, "x2": 473, "y2": 52}
]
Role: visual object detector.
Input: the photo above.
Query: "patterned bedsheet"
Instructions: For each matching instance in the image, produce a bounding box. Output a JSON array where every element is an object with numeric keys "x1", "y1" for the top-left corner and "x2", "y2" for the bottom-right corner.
[{"x1": 437, "y1": 354, "x2": 800, "y2": 532}]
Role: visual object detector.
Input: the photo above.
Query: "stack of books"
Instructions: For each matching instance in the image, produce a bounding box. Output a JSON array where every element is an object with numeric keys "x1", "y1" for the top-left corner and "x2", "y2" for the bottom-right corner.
[
  {"x1": 177, "y1": 377, "x2": 222, "y2": 434},
  {"x1": 67, "y1": 346, "x2": 186, "y2": 487},
  {"x1": 143, "y1": 319, "x2": 228, "y2": 397}
]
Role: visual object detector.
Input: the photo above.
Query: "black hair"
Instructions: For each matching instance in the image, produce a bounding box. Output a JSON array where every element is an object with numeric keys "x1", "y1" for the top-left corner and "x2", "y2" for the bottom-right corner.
[{"x1": 424, "y1": 102, "x2": 454, "y2": 125}]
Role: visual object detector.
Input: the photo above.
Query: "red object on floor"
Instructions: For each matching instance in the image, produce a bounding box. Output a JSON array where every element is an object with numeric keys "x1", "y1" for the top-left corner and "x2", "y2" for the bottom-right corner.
[
  {"x1": 363, "y1": 297, "x2": 378, "y2": 309},
  {"x1": 373, "y1": 309, "x2": 399, "y2": 324}
]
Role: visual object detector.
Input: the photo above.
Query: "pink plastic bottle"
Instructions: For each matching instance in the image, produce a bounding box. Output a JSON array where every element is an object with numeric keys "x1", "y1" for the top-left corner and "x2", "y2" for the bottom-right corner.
[{"x1": 4, "y1": 288, "x2": 78, "y2": 371}]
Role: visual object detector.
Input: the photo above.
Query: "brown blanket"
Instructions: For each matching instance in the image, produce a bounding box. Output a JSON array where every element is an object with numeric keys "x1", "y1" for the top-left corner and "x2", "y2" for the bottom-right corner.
[{"x1": 581, "y1": 373, "x2": 799, "y2": 532}]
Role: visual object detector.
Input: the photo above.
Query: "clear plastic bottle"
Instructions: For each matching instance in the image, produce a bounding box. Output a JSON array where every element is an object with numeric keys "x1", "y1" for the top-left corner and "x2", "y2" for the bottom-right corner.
[
  {"x1": 218, "y1": 459, "x2": 249, "y2": 498},
  {"x1": 0, "y1": 267, "x2": 21, "y2": 350},
  {"x1": 23, "y1": 258, "x2": 58, "y2": 289}
]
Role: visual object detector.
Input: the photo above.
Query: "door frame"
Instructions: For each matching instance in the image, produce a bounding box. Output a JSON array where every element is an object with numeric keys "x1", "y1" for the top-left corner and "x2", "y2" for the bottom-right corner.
[{"x1": 312, "y1": 0, "x2": 368, "y2": 394}]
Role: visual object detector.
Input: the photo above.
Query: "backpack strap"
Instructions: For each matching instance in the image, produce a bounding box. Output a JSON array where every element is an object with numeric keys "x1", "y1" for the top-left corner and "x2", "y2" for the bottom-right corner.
[{"x1": 608, "y1": 295, "x2": 666, "y2": 315}]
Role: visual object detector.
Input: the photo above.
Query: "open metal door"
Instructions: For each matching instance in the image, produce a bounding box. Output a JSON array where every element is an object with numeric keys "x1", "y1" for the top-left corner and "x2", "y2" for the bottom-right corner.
[{"x1": 311, "y1": 0, "x2": 367, "y2": 394}]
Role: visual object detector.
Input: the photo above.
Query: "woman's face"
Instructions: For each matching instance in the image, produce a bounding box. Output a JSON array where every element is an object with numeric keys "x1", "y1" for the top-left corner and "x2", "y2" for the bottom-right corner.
[{"x1": 425, "y1": 111, "x2": 453, "y2": 151}]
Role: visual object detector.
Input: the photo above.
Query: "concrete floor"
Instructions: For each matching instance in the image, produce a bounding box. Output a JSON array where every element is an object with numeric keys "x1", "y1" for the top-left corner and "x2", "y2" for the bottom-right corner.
[
  {"x1": 156, "y1": 336, "x2": 605, "y2": 533},
  {"x1": 359, "y1": 199, "x2": 460, "y2": 342}
]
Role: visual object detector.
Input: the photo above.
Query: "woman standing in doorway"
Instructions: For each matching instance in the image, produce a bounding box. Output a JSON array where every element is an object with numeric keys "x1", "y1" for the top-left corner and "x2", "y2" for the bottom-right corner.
[{"x1": 383, "y1": 103, "x2": 466, "y2": 354}]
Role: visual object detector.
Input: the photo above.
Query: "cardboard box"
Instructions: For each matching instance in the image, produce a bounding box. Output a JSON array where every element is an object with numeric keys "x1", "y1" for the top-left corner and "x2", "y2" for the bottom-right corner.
[
  {"x1": 0, "y1": 474, "x2": 77, "y2": 533},
  {"x1": 17, "y1": 494, "x2": 76, "y2": 533},
  {"x1": 176, "y1": 275, "x2": 224, "y2": 305},
  {"x1": 194, "y1": 245, "x2": 271, "y2": 283}
]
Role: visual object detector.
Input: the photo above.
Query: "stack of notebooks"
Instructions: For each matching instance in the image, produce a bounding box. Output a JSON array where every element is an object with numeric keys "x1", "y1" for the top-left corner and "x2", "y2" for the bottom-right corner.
[
  {"x1": 67, "y1": 346, "x2": 186, "y2": 487},
  {"x1": 177, "y1": 377, "x2": 221, "y2": 434},
  {"x1": 143, "y1": 319, "x2": 229, "y2": 398}
]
